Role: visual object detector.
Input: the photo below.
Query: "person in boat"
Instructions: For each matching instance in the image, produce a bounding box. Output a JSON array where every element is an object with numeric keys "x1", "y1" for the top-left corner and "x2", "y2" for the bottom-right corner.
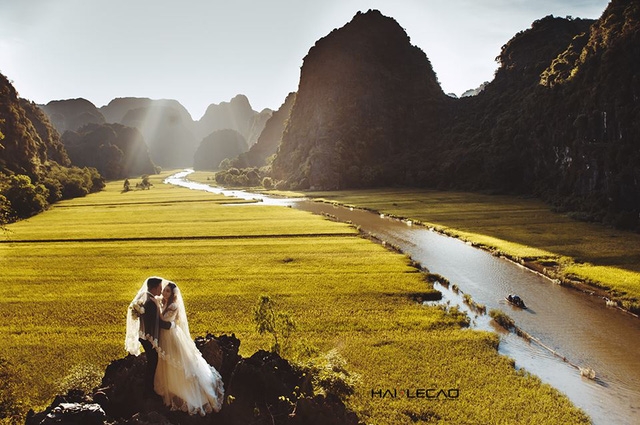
[{"x1": 507, "y1": 294, "x2": 525, "y2": 307}]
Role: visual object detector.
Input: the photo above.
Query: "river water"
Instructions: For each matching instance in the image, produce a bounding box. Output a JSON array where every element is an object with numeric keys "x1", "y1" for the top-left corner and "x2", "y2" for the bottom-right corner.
[{"x1": 166, "y1": 171, "x2": 640, "y2": 425}]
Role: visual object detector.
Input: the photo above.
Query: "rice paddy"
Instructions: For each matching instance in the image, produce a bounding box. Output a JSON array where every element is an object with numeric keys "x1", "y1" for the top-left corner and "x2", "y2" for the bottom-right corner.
[{"x1": 0, "y1": 172, "x2": 588, "y2": 424}]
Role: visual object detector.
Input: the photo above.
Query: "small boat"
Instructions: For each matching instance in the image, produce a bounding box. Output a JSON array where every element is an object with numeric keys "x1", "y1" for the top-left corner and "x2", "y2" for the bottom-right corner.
[{"x1": 506, "y1": 294, "x2": 527, "y2": 309}]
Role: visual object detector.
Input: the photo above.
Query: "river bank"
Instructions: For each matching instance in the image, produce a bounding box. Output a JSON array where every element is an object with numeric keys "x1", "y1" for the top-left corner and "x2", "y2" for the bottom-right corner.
[
  {"x1": 187, "y1": 171, "x2": 640, "y2": 314},
  {"x1": 276, "y1": 188, "x2": 640, "y2": 316}
]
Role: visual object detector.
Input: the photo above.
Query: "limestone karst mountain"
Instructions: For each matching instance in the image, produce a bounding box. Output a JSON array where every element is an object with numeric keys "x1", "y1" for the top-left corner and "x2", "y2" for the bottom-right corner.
[
  {"x1": 61, "y1": 123, "x2": 157, "y2": 180},
  {"x1": 233, "y1": 92, "x2": 296, "y2": 169},
  {"x1": 120, "y1": 105, "x2": 198, "y2": 168},
  {"x1": 194, "y1": 129, "x2": 248, "y2": 171},
  {"x1": 270, "y1": 1, "x2": 639, "y2": 229},
  {"x1": 100, "y1": 97, "x2": 194, "y2": 126},
  {"x1": 0, "y1": 73, "x2": 103, "y2": 220},
  {"x1": 197, "y1": 94, "x2": 272, "y2": 144},
  {"x1": 40, "y1": 98, "x2": 106, "y2": 134},
  {"x1": 271, "y1": 9, "x2": 448, "y2": 190},
  {"x1": 97, "y1": 95, "x2": 271, "y2": 168}
]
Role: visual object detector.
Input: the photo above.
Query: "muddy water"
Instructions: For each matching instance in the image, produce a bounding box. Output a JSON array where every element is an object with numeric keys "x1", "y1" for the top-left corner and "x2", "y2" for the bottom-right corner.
[{"x1": 167, "y1": 171, "x2": 640, "y2": 424}]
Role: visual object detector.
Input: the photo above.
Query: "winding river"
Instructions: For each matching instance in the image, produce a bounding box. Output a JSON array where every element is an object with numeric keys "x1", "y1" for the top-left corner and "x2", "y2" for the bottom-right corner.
[{"x1": 166, "y1": 170, "x2": 640, "y2": 425}]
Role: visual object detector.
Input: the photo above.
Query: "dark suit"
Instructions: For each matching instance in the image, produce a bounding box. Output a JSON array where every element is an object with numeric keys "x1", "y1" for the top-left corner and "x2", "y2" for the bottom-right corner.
[{"x1": 139, "y1": 295, "x2": 172, "y2": 393}]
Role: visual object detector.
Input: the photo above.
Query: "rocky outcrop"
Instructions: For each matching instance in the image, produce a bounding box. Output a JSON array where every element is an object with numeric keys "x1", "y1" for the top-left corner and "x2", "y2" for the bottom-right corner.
[{"x1": 25, "y1": 334, "x2": 360, "y2": 425}]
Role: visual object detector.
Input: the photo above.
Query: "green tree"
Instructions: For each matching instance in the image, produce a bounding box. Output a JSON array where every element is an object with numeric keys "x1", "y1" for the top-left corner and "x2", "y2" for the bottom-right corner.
[
  {"x1": 253, "y1": 295, "x2": 296, "y2": 355},
  {"x1": 262, "y1": 177, "x2": 274, "y2": 189},
  {"x1": 218, "y1": 158, "x2": 232, "y2": 170},
  {"x1": 0, "y1": 195, "x2": 10, "y2": 233},
  {"x1": 3, "y1": 175, "x2": 48, "y2": 219}
]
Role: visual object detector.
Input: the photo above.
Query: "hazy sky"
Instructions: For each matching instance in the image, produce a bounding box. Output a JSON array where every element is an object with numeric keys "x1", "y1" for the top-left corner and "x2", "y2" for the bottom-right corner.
[{"x1": 1, "y1": 0, "x2": 610, "y2": 120}]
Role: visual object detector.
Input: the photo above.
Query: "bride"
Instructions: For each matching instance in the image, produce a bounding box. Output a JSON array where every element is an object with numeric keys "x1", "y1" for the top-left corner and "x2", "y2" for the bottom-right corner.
[{"x1": 154, "y1": 281, "x2": 225, "y2": 415}]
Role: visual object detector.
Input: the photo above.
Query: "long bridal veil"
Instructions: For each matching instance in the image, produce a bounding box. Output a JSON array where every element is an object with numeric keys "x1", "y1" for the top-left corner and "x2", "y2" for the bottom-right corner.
[
  {"x1": 124, "y1": 276, "x2": 164, "y2": 356},
  {"x1": 167, "y1": 283, "x2": 191, "y2": 341}
]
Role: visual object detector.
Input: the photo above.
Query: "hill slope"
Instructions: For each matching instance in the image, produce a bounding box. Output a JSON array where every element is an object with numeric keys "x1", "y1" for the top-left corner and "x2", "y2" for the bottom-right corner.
[{"x1": 0, "y1": 73, "x2": 103, "y2": 221}]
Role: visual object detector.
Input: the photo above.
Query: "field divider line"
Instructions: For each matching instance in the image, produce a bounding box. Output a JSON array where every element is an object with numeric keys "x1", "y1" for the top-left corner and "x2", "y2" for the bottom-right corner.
[
  {"x1": 0, "y1": 233, "x2": 358, "y2": 244},
  {"x1": 52, "y1": 199, "x2": 246, "y2": 208}
]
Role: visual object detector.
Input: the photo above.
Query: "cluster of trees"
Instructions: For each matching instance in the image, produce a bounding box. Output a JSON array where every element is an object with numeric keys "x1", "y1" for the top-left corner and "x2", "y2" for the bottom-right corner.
[
  {"x1": 213, "y1": 166, "x2": 272, "y2": 188},
  {"x1": 0, "y1": 73, "x2": 104, "y2": 225},
  {"x1": 0, "y1": 164, "x2": 103, "y2": 222}
]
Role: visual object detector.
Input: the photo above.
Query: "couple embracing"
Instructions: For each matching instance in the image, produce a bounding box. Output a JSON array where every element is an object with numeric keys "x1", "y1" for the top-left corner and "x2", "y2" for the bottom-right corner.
[{"x1": 124, "y1": 277, "x2": 224, "y2": 416}]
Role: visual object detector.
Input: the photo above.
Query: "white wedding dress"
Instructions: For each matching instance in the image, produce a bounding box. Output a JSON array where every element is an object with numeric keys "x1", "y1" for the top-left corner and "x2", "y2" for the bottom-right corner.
[{"x1": 154, "y1": 294, "x2": 224, "y2": 415}]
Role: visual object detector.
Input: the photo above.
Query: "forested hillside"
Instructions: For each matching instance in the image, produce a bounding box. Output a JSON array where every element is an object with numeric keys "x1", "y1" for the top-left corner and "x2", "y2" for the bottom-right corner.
[
  {"x1": 0, "y1": 73, "x2": 103, "y2": 222},
  {"x1": 271, "y1": 0, "x2": 640, "y2": 230},
  {"x1": 62, "y1": 123, "x2": 157, "y2": 180},
  {"x1": 272, "y1": 10, "x2": 448, "y2": 190}
]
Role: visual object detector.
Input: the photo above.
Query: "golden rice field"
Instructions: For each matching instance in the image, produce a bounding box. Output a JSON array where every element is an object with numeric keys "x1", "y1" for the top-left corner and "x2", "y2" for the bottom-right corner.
[
  {"x1": 0, "y1": 172, "x2": 588, "y2": 424},
  {"x1": 278, "y1": 186, "x2": 640, "y2": 311}
]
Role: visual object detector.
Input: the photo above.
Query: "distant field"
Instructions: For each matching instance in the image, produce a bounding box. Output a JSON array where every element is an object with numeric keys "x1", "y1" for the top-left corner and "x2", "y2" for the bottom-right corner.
[
  {"x1": 273, "y1": 187, "x2": 640, "y2": 311},
  {"x1": 0, "y1": 172, "x2": 588, "y2": 424}
]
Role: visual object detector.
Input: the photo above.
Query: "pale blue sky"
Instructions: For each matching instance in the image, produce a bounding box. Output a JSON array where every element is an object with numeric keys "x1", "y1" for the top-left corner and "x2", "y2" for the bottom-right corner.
[{"x1": 0, "y1": 0, "x2": 609, "y2": 119}]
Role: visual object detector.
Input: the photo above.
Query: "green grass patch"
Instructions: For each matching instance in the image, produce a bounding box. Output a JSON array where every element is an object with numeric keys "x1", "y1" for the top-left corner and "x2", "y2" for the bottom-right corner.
[{"x1": 0, "y1": 177, "x2": 588, "y2": 424}]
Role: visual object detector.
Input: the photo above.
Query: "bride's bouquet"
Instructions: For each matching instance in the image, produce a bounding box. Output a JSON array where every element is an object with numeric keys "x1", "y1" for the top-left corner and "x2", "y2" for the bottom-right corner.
[{"x1": 129, "y1": 301, "x2": 145, "y2": 319}]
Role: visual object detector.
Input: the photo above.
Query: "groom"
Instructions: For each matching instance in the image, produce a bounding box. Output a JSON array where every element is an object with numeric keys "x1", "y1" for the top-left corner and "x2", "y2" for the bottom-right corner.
[{"x1": 139, "y1": 277, "x2": 173, "y2": 394}]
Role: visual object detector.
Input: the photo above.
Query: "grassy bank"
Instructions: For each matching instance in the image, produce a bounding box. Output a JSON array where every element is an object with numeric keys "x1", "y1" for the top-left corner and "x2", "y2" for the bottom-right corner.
[
  {"x1": 1, "y1": 172, "x2": 588, "y2": 424},
  {"x1": 269, "y1": 187, "x2": 640, "y2": 313}
]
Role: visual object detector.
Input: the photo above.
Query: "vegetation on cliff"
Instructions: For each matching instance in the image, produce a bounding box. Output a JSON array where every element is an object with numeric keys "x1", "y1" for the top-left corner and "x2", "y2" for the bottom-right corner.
[
  {"x1": 271, "y1": 2, "x2": 639, "y2": 231},
  {"x1": 0, "y1": 73, "x2": 103, "y2": 222},
  {"x1": 62, "y1": 123, "x2": 157, "y2": 180},
  {"x1": 272, "y1": 9, "x2": 448, "y2": 190}
]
